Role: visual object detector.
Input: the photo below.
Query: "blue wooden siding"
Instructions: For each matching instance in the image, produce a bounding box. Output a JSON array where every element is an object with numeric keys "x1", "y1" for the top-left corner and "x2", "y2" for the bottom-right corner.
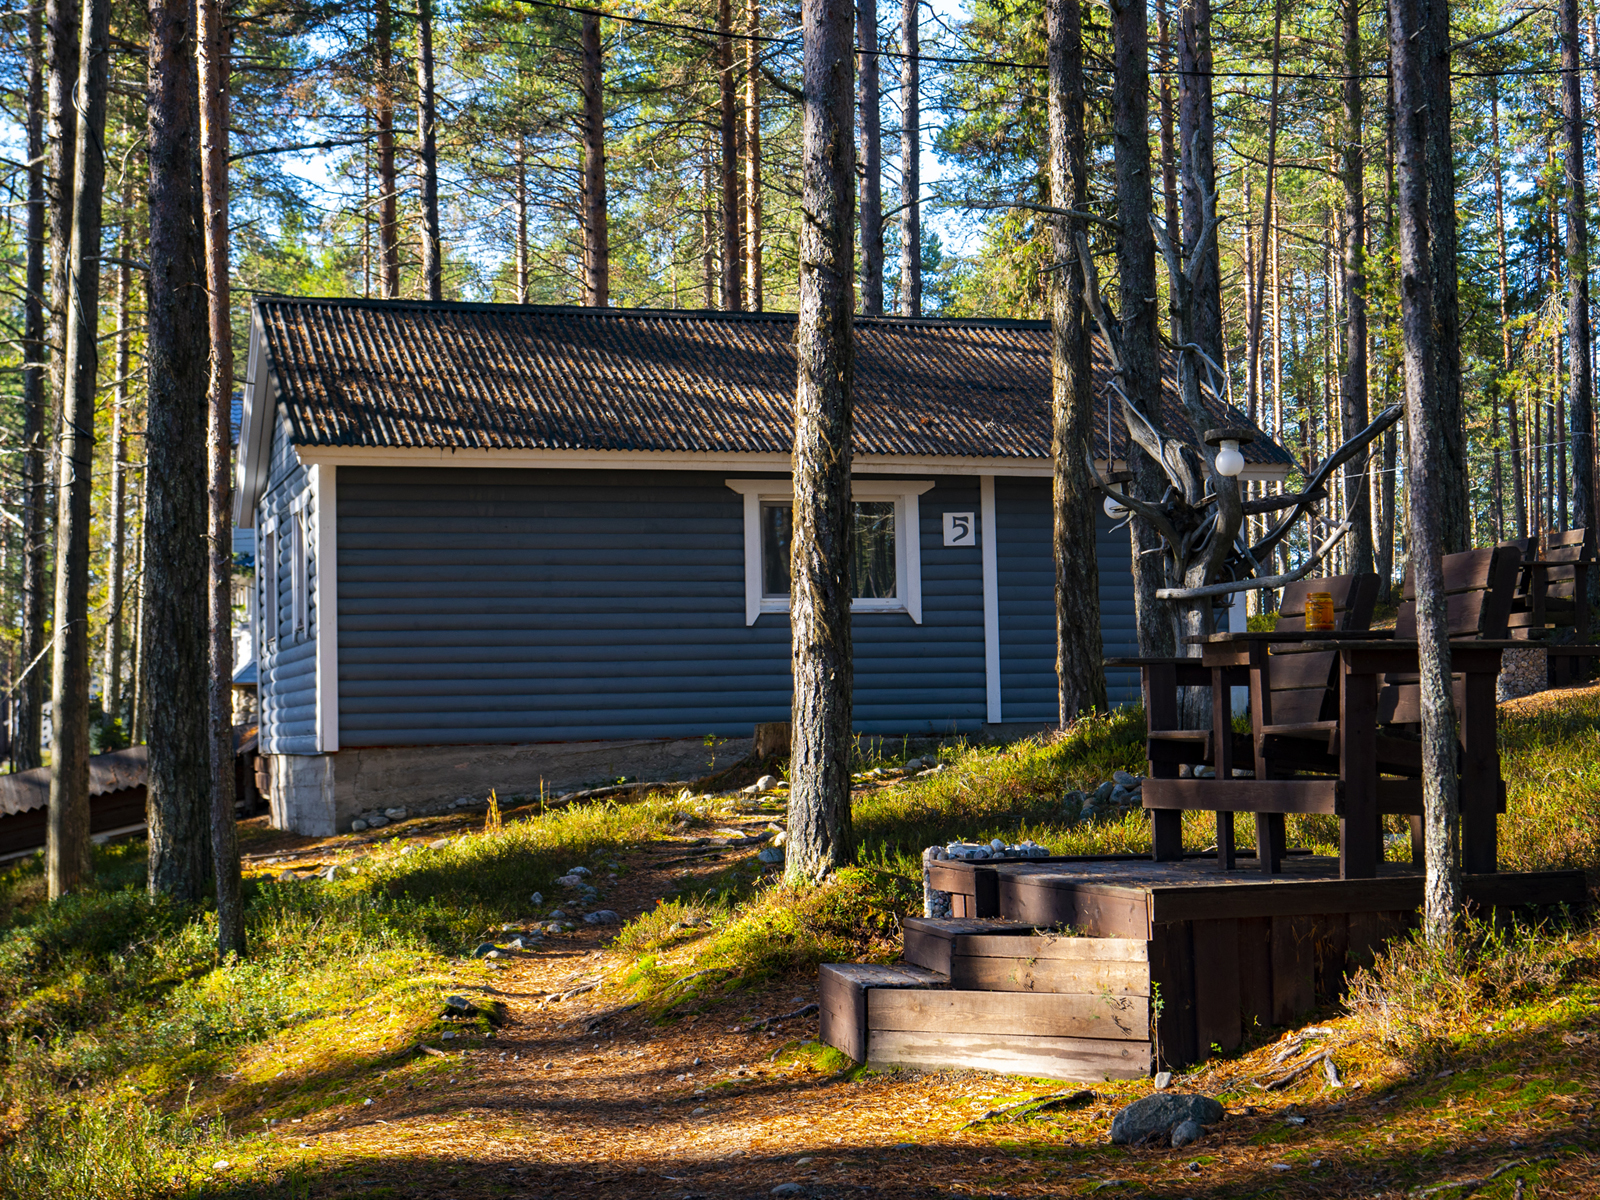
[
  {"x1": 256, "y1": 403, "x2": 319, "y2": 755},
  {"x1": 994, "y1": 478, "x2": 1140, "y2": 720},
  {"x1": 335, "y1": 468, "x2": 987, "y2": 745}
]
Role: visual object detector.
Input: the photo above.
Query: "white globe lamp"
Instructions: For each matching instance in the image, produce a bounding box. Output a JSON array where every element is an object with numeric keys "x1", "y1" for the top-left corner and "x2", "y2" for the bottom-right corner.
[{"x1": 1204, "y1": 427, "x2": 1254, "y2": 481}]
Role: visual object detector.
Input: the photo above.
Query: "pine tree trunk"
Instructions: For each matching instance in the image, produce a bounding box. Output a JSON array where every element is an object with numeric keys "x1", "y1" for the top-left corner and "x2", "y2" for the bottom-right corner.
[
  {"x1": 717, "y1": 0, "x2": 739, "y2": 310},
  {"x1": 1491, "y1": 85, "x2": 1527, "y2": 541},
  {"x1": 375, "y1": 0, "x2": 400, "y2": 297},
  {"x1": 130, "y1": 472, "x2": 147, "y2": 745},
  {"x1": 146, "y1": 0, "x2": 214, "y2": 902},
  {"x1": 515, "y1": 143, "x2": 529, "y2": 303},
  {"x1": 1177, "y1": 0, "x2": 1220, "y2": 367},
  {"x1": 199, "y1": 0, "x2": 243, "y2": 958},
  {"x1": 1339, "y1": 0, "x2": 1371, "y2": 574},
  {"x1": 48, "y1": 0, "x2": 110, "y2": 898},
  {"x1": 1244, "y1": 0, "x2": 1283, "y2": 425},
  {"x1": 416, "y1": 0, "x2": 441, "y2": 301},
  {"x1": 1423, "y1": 0, "x2": 1468, "y2": 553},
  {"x1": 702, "y1": 143, "x2": 716, "y2": 307},
  {"x1": 856, "y1": 0, "x2": 883, "y2": 315},
  {"x1": 1390, "y1": 0, "x2": 1461, "y2": 943},
  {"x1": 1154, "y1": 0, "x2": 1178, "y2": 241},
  {"x1": 1561, "y1": 0, "x2": 1596, "y2": 563},
  {"x1": 1113, "y1": 0, "x2": 1170, "y2": 657},
  {"x1": 745, "y1": 0, "x2": 763, "y2": 311},
  {"x1": 581, "y1": 12, "x2": 608, "y2": 307},
  {"x1": 786, "y1": 0, "x2": 855, "y2": 886},
  {"x1": 898, "y1": 0, "x2": 919, "y2": 316},
  {"x1": 17, "y1": 0, "x2": 47, "y2": 773},
  {"x1": 104, "y1": 232, "x2": 131, "y2": 731},
  {"x1": 1047, "y1": 0, "x2": 1105, "y2": 722},
  {"x1": 46, "y1": 0, "x2": 77, "y2": 424}
]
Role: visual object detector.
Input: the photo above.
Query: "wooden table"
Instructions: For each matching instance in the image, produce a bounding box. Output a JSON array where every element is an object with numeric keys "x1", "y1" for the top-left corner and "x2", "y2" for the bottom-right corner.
[{"x1": 1140, "y1": 633, "x2": 1516, "y2": 881}]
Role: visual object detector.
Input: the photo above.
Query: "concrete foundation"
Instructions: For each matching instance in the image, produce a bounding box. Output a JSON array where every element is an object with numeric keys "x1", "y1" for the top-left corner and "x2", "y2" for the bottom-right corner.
[{"x1": 264, "y1": 736, "x2": 753, "y2": 835}]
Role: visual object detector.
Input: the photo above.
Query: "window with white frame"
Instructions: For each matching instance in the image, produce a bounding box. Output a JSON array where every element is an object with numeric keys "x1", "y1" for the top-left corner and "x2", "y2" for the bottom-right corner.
[
  {"x1": 259, "y1": 517, "x2": 278, "y2": 649},
  {"x1": 290, "y1": 495, "x2": 309, "y2": 639},
  {"x1": 727, "y1": 479, "x2": 933, "y2": 625}
]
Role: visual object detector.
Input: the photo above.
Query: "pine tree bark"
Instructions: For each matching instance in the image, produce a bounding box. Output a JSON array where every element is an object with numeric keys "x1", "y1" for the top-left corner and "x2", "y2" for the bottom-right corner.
[
  {"x1": 48, "y1": 0, "x2": 110, "y2": 898},
  {"x1": 898, "y1": 0, "x2": 919, "y2": 316},
  {"x1": 856, "y1": 0, "x2": 883, "y2": 315},
  {"x1": 46, "y1": 0, "x2": 78, "y2": 423},
  {"x1": 1491, "y1": 83, "x2": 1526, "y2": 540},
  {"x1": 1339, "y1": 0, "x2": 1372, "y2": 574},
  {"x1": 1154, "y1": 0, "x2": 1178, "y2": 241},
  {"x1": 103, "y1": 223, "x2": 131, "y2": 731},
  {"x1": 1561, "y1": 0, "x2": 1596, "y2": 562},
  {"x1": 515, "y1": 143, "x2": 529, "y2": 303},
  {"x1": 146, "y1": 0, "x2": 214, "y2": 902},
  {"x1": 199, "y1": 0, "x2": 243, "y2": 958},
  {"x1": 17, "y1": 0, "x2": 48, "y2": 773},
  {"x1": 717, "y1": 0, "x2": 739, "y2": 310},
  {"x1": 581, "y1": 12, "x2": 608, "y2": 307},
  {"x1": 374, "y1": 0, "x2": 400, "y2": 297},
  {"x1": 1113, "y1": 0, "x2": 1170, "y2": 657},
  {"x1": 416, "y1": 0, "x2": 441, "y2": 301},
  {"x1": 787, "y1": 0, "x2": 855, "y2": 886},
  {"x1": 1177, "y1": 0, "x2": 1219, "y2": 367},
  {"x1": 1047, "y1": 0, "x2": 1105, "y2": 722},
  {"x1": 1244, "y1": 0, "x2": 1283, "y2": 424},
  {"x1": 745, "y1": 0, "x2": 763, "y2": 311},
  {"x1": 1423, "y1": 0, "x2": 1468, "y2": 553},
  {"x1": 1390, "y1": 0, "x2": 1461, "y2": 943}
]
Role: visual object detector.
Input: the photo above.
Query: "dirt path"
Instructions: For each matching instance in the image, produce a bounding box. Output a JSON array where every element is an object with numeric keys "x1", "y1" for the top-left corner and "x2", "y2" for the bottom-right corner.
[{"x1": 237, "y1": 818, "x2": 1599, "y2": 1200}]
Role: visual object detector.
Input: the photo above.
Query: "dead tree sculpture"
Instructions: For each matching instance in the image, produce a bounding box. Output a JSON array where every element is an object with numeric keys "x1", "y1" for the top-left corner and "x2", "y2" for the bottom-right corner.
[{"x1": 1081, "y1": 146, "x2": 1402, "y2": 652}]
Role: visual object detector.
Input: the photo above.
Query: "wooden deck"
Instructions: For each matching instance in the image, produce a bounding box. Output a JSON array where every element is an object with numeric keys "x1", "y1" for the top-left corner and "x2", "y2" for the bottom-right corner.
[{"x1": 820, "y1": 855, "x2": 1586, "y2": 1081}]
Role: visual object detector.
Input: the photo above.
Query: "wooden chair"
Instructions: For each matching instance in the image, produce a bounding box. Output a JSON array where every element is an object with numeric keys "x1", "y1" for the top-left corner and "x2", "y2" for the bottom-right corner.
[
  {"x1": 1138, "y1": 574, "x2": 1377, "y2": 868},
  {"x1": 1377, "y1": 544, "x2": 1521, "y2": 724},
  {"x1": 1509, "y1": 529, "x2": 1596, "y2": 685}
]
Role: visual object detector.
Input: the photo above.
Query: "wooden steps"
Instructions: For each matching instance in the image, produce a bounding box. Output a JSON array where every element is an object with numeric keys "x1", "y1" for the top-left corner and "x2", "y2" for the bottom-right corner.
[{"x1": 820, "y1": 858, "x2": 1588, "y2": 1081}]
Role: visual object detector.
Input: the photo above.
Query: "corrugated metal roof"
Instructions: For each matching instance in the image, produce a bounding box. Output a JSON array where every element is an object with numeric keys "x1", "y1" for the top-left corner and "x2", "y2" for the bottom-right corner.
[
  {"x1": 255, "y1": 298, "x2": 1293, "y2": 466},
  {"x1": 0, "y1": 745, "x2": 147, "y2": 819}
]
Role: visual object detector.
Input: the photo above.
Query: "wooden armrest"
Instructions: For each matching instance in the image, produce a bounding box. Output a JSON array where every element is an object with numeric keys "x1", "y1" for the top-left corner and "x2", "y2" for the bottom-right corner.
[{"x1": 1104, "y1": 656, "x2": 1197, "y2": 667}]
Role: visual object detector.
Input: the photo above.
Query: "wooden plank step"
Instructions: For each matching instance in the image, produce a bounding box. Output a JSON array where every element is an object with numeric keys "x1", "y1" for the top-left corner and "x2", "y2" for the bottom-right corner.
[
  {"x1": 819, "y1": 962, "x2": 947, "y2": 1064},
  {"x1": 870, "y1": 987, "x2": 1149, "y2": 1041},
  {"x1": 867, "y1": 1030, "x2": 1151, "y2": 1082},
  {"x1": 901, "y1": 917, "x2": 1039, "y2": 975}
]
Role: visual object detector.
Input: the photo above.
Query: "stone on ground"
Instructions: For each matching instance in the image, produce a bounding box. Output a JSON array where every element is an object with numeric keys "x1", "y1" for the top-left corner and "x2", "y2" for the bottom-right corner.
[{"x1": 1109, "y1": 1093, "x2": 1224, "y2": 1145}]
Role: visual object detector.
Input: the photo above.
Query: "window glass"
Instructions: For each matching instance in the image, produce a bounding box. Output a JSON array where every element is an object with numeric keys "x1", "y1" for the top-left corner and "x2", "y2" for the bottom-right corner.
[
  {"x1": 760, "y1": 502, "x2": 792, "y2": 596},
  {"x1": 759, "y1": 500, "x2": 897, "y2": 600},
  {"x1": 851, "y1": 501, "x2": 897, "y2": 599}
]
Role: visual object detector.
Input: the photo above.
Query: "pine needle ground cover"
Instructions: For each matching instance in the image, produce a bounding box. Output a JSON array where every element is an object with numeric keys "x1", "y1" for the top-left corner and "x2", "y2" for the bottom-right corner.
[{"x1": 0, "y1": 689, "x2": 1594, "y2": 1197}]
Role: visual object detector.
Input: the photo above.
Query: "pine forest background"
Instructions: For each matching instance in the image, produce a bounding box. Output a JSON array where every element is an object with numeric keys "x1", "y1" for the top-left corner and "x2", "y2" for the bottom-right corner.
[{"x1": 0, "y1": 0, "x2": 1593, "y2": 758}]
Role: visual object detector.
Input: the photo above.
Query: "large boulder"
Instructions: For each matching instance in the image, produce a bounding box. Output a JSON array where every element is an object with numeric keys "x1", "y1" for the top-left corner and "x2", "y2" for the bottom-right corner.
[{"x1": 1109, "y1": 1093, "x2": 1225, "y2": 1145}]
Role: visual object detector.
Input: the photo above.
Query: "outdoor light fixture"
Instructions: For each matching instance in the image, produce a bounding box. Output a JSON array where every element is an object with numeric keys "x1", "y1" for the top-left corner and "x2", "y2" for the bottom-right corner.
[
  {"x1": 1204, "y1": 427, "x2": 1254, "y2": 480},
  {"x1": 1101, "y1": 470, "x2": 1135, "y2": 521}
]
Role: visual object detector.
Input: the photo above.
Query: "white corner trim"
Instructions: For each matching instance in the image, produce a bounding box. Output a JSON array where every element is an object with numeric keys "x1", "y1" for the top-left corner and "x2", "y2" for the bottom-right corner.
[
  {"x1": 726, "y1": 477, "x2": 935, "y2": 626},
  {"x1": 233, "y1": 313, "x2": 273, "y2": 527},
  {"x1": 980, "y1": 474, "x2": 1001, "y2": 724},
  {"x1": 312, "y1": 463, "x2": 339, "y2": 753}
]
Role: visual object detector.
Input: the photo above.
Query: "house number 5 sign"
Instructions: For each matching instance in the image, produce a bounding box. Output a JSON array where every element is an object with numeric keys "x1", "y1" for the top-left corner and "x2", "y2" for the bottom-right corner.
[{"x1": 943, "y1": 512, "x2": 977, "y2": 547}]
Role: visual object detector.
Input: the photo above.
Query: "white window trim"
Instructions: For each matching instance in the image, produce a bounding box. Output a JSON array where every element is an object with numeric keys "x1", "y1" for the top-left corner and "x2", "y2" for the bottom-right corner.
[{"x1": 726, "y1": 478, "x2": 934, "y2": 626}]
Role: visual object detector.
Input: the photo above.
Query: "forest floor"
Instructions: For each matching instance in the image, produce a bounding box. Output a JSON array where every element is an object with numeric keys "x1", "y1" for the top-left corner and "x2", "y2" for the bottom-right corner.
[{"x1": 1, "y1": 694, "x2": 1598, "y2": 1199}]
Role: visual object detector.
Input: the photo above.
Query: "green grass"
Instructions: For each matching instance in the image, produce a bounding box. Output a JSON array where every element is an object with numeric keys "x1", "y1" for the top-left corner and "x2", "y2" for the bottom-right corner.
[
  {"x1": 0, "y1": 797, "x2": 680, "y2": 1198},
  {"x1": 4, "y1": 684, "x2": 1600, "y2": 1196}
]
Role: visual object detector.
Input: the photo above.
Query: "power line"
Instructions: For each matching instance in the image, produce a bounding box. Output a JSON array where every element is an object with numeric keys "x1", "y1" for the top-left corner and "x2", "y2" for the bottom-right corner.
[{"x1": 510, "y1": 0, "x2": 1600, "y2": 83}]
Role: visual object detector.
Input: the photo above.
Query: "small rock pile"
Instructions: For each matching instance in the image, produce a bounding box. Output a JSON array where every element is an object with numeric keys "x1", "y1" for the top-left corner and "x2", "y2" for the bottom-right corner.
[
  {"x1": 1062, "y1": 770, "x2": 1145, "y2": 823},
  {"x1": 1109, "y1": 1092, "x2": 1225, "y2": 1148},
  {"x1": 920, "y1": 839, "x2": 1053, "y2": 917},
  {"x1": 349, "y1": 806, "x2": 408, "y2": 832},
  {"x1": 1497, "y1": 645, "x2": 1547, "y2": 702}
]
